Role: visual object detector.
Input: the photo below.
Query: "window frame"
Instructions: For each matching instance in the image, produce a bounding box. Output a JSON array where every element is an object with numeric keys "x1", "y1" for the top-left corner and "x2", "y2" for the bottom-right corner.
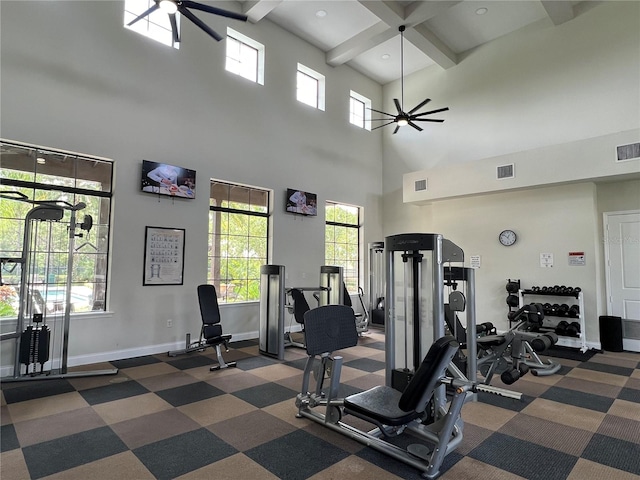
[
  {"x1": 349, "y1": 90, "x2": 372, "y2": 131},
  {"x1": 324, "y1": 201, "x2": 361, "y2": 293},
  {"x1": 297, "y1": 63, "x2": 326, "y2": 111},
  {"x1": 208, "y1": 180, "x2": 271, "y2": 304},
  {"x1": 225, "y1": 28, "x2": 265, "y2": 85},
  {"x1": 0, "y1": 140, "x2": 114, "y2": 317}
]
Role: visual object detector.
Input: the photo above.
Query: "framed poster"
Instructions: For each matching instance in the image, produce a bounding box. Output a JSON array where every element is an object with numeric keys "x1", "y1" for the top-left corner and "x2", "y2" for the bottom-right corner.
[{"x1": 143, "y1": 226, "x2": 185, "y2": 285}]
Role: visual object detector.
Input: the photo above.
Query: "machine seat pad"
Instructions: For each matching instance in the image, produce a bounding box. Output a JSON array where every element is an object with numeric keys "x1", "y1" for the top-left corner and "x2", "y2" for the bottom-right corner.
[
  {"x1": 206, "y1": 334, "x2": 232, "y2": 346},
  {"x1": 477, "y1": 335, "x2": 507, "y2": 348},
  {"x1": 344, "y1": 385, "x2": 420, "y2": 427}
]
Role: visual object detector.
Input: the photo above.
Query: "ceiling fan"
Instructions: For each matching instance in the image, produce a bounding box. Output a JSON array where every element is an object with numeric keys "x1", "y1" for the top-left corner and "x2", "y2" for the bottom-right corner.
[
  {"x1": 128, "y1": 0, "x2": 248, "y2": 43},
  {"x1": 370, "y1": 26, "x2": 449, "y2": 134}
]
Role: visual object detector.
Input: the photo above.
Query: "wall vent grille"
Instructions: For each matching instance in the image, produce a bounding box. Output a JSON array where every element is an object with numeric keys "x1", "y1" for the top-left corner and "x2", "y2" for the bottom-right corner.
[
  {"x1": 623, "y1": 319, "x2": 640, "y2": 340},
  {"x1": 497, "y1": 164, "x2": 514, "y2": 179},
  {"x1": 415, "y1": 179, "x2": 427, "y2": 191},
  {"x1": 617, "y1": 143, "x2": 640, "y2": 162}
]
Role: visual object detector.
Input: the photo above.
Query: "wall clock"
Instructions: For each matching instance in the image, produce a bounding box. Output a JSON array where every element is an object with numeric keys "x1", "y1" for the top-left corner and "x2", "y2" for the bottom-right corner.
[{"x1": 499, "y1": 229, "x2": 517, "y2": 246}]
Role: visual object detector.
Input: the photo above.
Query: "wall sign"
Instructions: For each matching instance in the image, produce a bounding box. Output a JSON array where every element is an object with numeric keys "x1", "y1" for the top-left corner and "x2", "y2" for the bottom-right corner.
[
  {"x1": 143, "y1": 226, "x2": 185, "y2": 285},
  {"x1": 568, "y1": 251, "x2": 586, "y2": 266}
]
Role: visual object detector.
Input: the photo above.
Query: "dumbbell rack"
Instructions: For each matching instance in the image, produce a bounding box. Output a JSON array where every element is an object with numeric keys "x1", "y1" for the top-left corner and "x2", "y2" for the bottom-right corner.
[{"x1": 518, "y1": 289, "x2": 587, "y2": 352}]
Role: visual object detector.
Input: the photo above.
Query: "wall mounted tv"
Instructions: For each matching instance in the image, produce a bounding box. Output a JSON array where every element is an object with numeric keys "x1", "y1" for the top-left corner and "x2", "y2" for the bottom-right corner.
[
  {"x1": 141, "y1": 160, "x2": 196, "y2": 199},
  {"x1": 286, "y1": 188, "x2": 317, "y2": 216}
]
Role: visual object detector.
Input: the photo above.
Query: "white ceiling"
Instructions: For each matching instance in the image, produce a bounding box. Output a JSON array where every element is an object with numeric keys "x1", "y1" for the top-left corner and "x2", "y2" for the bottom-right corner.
[{"x1": 240, "y1": 0, "x2": 589, "y2": 85}]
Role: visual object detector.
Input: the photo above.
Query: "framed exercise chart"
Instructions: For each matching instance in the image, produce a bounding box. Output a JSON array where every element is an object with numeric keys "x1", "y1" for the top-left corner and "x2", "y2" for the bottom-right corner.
[{"x1": 143, "y1": 226, "x2": 185, "y2": 286}]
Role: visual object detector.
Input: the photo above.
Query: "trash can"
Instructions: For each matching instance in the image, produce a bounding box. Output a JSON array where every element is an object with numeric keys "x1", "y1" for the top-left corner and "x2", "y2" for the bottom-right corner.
[{"x1": 599, "y1": 315, "x2": 623, "y2": 352}]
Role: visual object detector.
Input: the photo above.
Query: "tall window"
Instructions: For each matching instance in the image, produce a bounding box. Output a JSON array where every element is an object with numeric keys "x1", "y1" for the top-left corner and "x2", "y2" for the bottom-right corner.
[
  {"x1": 208, "y1": 180, "x2": 270, "y2": 303},
  {"x1": 226, "y1": 28, "x2": 265, "y2": 85},
  {"x1": 349, "y1": 90, "x2": 372, "y2": 130},
  {"x1": 124, "y1": 0, "x2": 180, "y2": 49},
  {"x1": 297, "y1": 63, "x2": 325, "y2": 111},
  {"x1": 325, "y1": 201, "x2": 361, "y2": 293},
  {"x1": 0, "y1": 141, "x2": 113, "y2": 318}
]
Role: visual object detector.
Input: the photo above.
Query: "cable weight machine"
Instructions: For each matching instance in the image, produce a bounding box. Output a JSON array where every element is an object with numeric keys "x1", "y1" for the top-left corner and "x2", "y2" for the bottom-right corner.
[{"x1": 0, "y1": 191, "x2": 118, "y2": 381}]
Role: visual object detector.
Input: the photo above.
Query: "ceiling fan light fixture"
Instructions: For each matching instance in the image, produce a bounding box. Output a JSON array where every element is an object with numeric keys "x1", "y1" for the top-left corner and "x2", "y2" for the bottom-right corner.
[
  {"x1": 475, "y1": 7, "x2": 488, "y2": 15},
  {"x1": 397, "y1": 117, "x2": 409, "y2": 127},
  {"x1": 159, "y1": 0, "x2": 178, "y2": 14},
  {"x1": 315, "y1": 10, "x2": 327, "y2": 18}
]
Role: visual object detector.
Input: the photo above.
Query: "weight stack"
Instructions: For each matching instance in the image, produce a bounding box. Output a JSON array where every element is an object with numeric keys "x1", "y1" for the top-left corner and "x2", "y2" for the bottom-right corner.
[
  {"x1": 19, "y1": 325, "x2": 51, "y2": 370},
  {"x1": 599, "y1": 316, "x2": 623, "y2": 352}
]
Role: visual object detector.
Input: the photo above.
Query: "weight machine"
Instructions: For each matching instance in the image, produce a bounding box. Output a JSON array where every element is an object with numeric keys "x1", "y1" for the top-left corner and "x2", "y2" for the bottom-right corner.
[
  {"x1": 368, "y1": 241, "x2": 385, "y2": 327},
  {"x1": 0, "y1": 191, "x2": 118, "y2": 381}
]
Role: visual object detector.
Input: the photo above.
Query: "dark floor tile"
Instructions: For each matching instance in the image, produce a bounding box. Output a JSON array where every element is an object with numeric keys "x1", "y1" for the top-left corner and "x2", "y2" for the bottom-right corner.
[
  {"x1": 230, "y1": 339, "x2": 258, "y2": 348},
  {"x1": 618, "y1": 387, "x2": 640, "y2": 403},
  {"x1": 167, "y1": 355, "x2": 216, "y2": 370},
  {"x1": 545, "y1": 347, "x2": 596, "y2": 362},
  {"x1": 359, "y1": 340, "x2": 386, "y2": 351},
  {"x1": 232, "y1": 382, "x2": 298, "y2": 408},
  {"x1": 468, "y1": 432, "x2": 578, "y2": 480},
  {"x1": 236, "y1": 354, "x2": 280, "y2": 371},
  {"x1": 110, "y1": 356, "x2": 162, "y2": 369},
  {"x1": 476, "y1": 391, "x2": 533, "y2": 412},
  {"x1": 245, "y1": 429, "x2": 349, "y2": 480},
  {"x1": 343, "y1": 357, "x2": 385, "y2": 372},
  {"x1": 577, "y1": 362, "x2": 635, "y2": 377},
  {"x1": 283, "y1": 357, "x2": 310, "y2": 371},
  {"x1": 156, "y1": 381, "x2": 225, "y2": 407},
  {"x1": 78, "y1": 379, "x2": 149, "y2": 405},
  {"x1": 22, "y1": 426, "x2": 128, "y2": 479},
  {"x1": 541, "y1": 386, "x2": 614, "y2": 413},
  {"x1": 0, "y1": 424, "x2": 19, "y2": 452},
  {"x1": 1, "y1": 379, "x2": 75, "y2": 404},
  {"x1": 133, "y1": 428, "x2": 237, "y2": 480},
  {"x1": 582, "y1": 433, "x2": 640, "y2": 475}
]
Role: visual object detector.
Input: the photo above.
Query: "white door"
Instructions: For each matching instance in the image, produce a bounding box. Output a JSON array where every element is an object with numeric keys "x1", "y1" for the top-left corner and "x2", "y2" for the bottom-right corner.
[{"x1": 605, "y1": 211, "x2": 640, "y2": 351}]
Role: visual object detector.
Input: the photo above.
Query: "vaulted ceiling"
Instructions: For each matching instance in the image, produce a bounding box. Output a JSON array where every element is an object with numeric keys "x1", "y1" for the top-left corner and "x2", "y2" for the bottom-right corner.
[{"x1": 241, "y1": 1, "x2": 594, "y2": 84}]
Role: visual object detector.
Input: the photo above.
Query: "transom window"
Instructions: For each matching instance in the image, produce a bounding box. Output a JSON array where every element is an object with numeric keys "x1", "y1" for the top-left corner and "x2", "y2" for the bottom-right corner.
[
  {"x1": 124, "y1": 0, "x2": 180, "y2": 49},
  {"x1": 297, "y1": 63, "x2": 325, "y2": 111},
  {"x1": 0, "y1": 140, "x2": 114, "y2": 318},
  {"x1": 226, "y1": 28, "x2": 265, "y2": 85},
  {"x1": 208, "y1": 180, "x2": 270, "y2": 303},
  {"x1": 349, "y1": 90, "x2": 372, "y2": 130},
  {"x1": 325, "y1": 201, "x2": 361, "y2": 293}
]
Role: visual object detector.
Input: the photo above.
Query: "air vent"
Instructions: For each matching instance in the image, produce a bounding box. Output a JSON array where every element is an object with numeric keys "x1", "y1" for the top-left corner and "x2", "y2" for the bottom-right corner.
[
  {"x1": 617, "y1": 143, "x2": 640, "y2": 162},
  {"x1": 415, "y1": 179, "x2": 427, "y2": 192},
  {"x1": 623, "y1": 319, "x2": 640, "y2": 340},
  {"x1": 497, "y1": 163, "x2": 514, "y2": 179}
]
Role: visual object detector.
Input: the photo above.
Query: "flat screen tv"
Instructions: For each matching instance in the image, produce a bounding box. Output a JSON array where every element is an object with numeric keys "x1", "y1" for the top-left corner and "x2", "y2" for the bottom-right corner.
[
  {"x1": 286, "y1": 188, "x2": 317, "y2": 216},
  {"x1": 141, "y1": 160, "x2": 196, "y2": 199}
]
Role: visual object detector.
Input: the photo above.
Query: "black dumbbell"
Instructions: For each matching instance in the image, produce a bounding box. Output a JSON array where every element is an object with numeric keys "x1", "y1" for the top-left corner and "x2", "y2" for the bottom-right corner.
[
  {"x1": 556, "y1": 320, "x2": 569, "y2": 335},
  {"x1": 532, "y1": 286, "x2": 541, "y2": 292},
  {"x1": 566, "y1": 322, "x2": 580, "y2": 337},
  {"x1": 569, "y1": 305, "x2": 580, "y2": 317},
  {"x1": 570, "y1": 321, "x2": 581, "y2": 334},
  {"x1": 558, "y1": 304, "x2": 569, "y2": 316},
  {"x1": 501, "y1": 368, "x2": 521, "y2": 385}
]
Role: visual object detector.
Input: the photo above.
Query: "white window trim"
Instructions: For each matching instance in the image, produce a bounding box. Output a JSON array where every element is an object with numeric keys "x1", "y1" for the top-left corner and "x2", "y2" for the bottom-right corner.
[
  {"x1": 297, "y1": 63, "x2": 325, "y2": 111},
  {"x1": 226, "y1": 27, "x2": 265, "y2": 85},
  {"x1": 349, "y1": 90, "x2": 372, "y2": 131},
  {"x1": 124, "y1": 0, "x2": 179, "y2": 49}
]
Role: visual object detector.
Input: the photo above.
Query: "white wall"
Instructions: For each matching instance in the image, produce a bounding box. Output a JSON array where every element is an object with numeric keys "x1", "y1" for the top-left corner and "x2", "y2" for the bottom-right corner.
[
  {"x1": 0, "y1": 1, "x2": 383, "y2": 368},
  {"x1": 380, "y1": 1, "x2": 639, "y2": 347}
]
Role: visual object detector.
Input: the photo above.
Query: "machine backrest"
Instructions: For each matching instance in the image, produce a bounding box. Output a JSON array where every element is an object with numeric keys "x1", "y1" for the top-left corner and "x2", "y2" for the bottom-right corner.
[
  {"x1": 290, "y1": 288, "x2": 311, "y2": 325},
  {"x1": 198, "y1": 284, "x2": 222, "y2": 326},
  {"x1": 398, "y1": 335, "x2": 459, "y2": 413},
  {"x1": 342, "y1": 282, "x2": 353, "y2": 307},
  {"x1": 303, "y1": 304, "x2": 359, "y2": 356}
]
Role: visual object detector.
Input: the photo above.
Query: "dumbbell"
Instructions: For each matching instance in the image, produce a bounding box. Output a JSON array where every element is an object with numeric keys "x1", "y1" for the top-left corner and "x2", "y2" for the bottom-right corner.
[
  {"x1": 541, "y1": 286, "x2": 549, "y2": 293},
  {"x1": 531, "y1": 286, "x2": 541, "y2": 293},
  {"x1": 543, "y1": 303, "x2": 552, "y2": 315},
  {"x1": 565, "y1": 287, "x2": 575, "y2": 295},
  {"x1": 556, "y1": 320, "x2": 569, "y2": 335},
  {"x1": 501, "y1": 363, "x2": 530, "y2": 385},
  {"x1": 568, "y1": 305, "x2": 580, "y2": 318},
  {"x1": 531, "y1": 333, "x2": 558, "y2": 352},
  {"x1": 566, "y1": 322, "x2": 581, "y2": 337},
  {"x1": 557, "y1": 304, "x2": 569, "y2": 316}
]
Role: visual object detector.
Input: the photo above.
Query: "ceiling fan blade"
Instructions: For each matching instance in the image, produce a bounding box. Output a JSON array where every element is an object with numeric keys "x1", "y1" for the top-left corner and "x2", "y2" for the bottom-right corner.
[
  {"x1": 127, "y1": 4, "x2": 160, "y2": 26},
  {"x1": 412, "y1": 107, "x2": 450, "y2": 118},
  {"x1": 371, "y1": 120, "x2": 397, "y2": 130},
  {"x1": 169, "y1": 13, "x2": 180, "y2": 43},
  {"x1": 393, "y1": 98, "x2": 402, "y2": 114},
  {"x1": 179, "y1": 7, "x2": 223, "y2": 41},
  {"x1": 181, "y1": 0, "x2": 248, "y2": 22},
  {"x1": 408, "y1": 121, "x2": 423, "y2": 131},
  {"x1": 407, "y1": 98, "x2": 431, "y2": 115},
  {"x1": 368, "y1": 107, "x2": 396, "y2": 117},
  {"x1": 393, "y1": 125, "x2": 400, "y2": 135},
  {"x1": 412, "y1": 118, "x2": 445, "y2": 123}
]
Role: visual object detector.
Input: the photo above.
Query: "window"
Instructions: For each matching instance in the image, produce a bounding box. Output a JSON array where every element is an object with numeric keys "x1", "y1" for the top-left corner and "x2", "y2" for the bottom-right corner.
[
  {"x1": 124, "y1": 0, "x2": 180, "y2": 49},
  {"x1": 0, "y1": 140, "x2": 113, "y2": 319},
  {"x1": 297, "y1": 64, "x2": 325, "y2": 111},
  {"x1": 325, "y1": 201, "x2": 361, "y2": 293},
  {"x1": 208, "y1": 180, "x2": 270, "y2": 303},
  {"x1": 225, "y1": 28, "x2": 265, "y2": 85},
  {"x1": 349, "y1": 90, "x2": 372, "y2": 130}
]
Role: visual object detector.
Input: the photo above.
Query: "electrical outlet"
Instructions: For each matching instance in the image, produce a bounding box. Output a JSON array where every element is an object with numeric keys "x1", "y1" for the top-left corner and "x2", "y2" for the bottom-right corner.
[{"x1": 167, "y1": 319, "x2": 173, "y2": 328}]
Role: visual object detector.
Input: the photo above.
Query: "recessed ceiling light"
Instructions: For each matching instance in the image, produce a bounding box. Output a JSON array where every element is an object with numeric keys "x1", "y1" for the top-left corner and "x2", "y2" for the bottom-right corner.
[
  {"x1": 315, "y1": 10, "x2": 327, "y2": 18},
  {"x1": 381, "y1": 54, "x2": 391, "y2": 60},
  {"x1": 475, "y1": 7, "x2": 488, "y2": 15}
]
